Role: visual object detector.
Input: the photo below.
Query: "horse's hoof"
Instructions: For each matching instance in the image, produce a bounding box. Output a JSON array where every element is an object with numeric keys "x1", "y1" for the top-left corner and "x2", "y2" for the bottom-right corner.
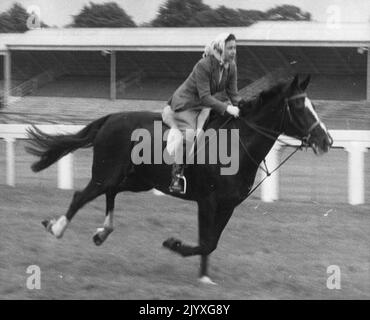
[
  {"x1": 93, "y1": 227, "x2": 113, "y2": 246},
  {"x1": 163, "y1": 237, "x2": 182, "y2": 250},
  {"x1": 198, "y1": 276, "x2": 217, "y2": 286},
  {"x1": 42, "y1": 219, "x2": 54, "y2": 233},
  {"x1": 93, "y1": 233, "x2": 103, "y2": 246},
  {"x1": 41, "y1": 218, "x2": 64, "y2": 238},
  {"x1": 41, "y1": 220, "x2": 49, "y2": 229}
]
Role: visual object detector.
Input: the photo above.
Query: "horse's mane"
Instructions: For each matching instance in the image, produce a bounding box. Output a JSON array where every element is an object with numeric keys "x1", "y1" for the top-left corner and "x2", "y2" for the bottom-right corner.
[
  {"x1": 259, "y1": 81, "x2": 288, "y2": 101},
  {"x1": 206, "y1": 78, "x2": 292, "y2": 123},
  {"x1": 241, "y1": 79, "x2": 290, "y2": 116}
]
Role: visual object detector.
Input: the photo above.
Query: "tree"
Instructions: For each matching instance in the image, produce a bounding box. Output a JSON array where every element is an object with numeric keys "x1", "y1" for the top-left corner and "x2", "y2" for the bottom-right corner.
[
  {"x1": 72, "y1": 2, "x2": 136, "y2": 27},
  {"x1": 265, "y1": 5, "x2": 311, "y2": 21},
  {"x1": 8, "y1": 3, "x2": 29, "y2": 32},
  {"x1": 188, "y1": 6, "x2": 254, "y2": 27},
  {"x1": 0, "y1": 3, "x2": 48, "y2": 33},
  {"x1": 186, "y1": 9, "x2": 221, "y2": 27},
  {"x1": 238, "y1": 9, "x2": 267, "y2": 23},
  {"x1": 0, "y1": 3, "x2": 29, "y2": 33},
  {"x1": 151, "y1": 0, "x2": 211, "y2": 27},
  {"x1": 149, "y1": 0, "x2": 311, "y2": 27},
  {"x1": 0, "y1": 12, "x2": 15, "y2": 32}
]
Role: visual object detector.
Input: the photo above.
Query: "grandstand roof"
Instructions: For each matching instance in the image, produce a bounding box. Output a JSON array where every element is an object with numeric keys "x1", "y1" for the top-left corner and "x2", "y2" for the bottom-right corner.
[
  {"x1": 0, "y1": 33, "x2": 21, "y2": 55},
  {"x1": 3, "y1": 21, "x2": 370, "y2": 51}
]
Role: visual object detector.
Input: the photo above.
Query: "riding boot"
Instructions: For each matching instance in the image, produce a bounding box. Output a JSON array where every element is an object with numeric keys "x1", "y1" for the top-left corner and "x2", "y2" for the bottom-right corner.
[{"x1": 169, "y1": 163, "x2": 186, "y2": 194}]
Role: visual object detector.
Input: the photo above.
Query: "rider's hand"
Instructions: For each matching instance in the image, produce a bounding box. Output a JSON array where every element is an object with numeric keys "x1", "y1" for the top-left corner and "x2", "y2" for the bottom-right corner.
[{"x1": 226, "y1": 105, "x2": 240, "y2": 118}]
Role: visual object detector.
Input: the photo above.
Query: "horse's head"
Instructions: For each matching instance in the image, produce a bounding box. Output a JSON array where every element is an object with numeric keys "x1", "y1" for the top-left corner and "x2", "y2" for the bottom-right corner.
[
  {"x1": 281, "y1": 74, "x2": 333, "y2": 154},
  {"x1": 238, "y1": 74, "x2": 333, "y2": 155}
]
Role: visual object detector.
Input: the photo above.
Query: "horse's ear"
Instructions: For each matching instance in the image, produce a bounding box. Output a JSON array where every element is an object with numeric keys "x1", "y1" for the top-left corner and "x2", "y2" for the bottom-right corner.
[
  {"x1": 291, "y1": 74, "x2": 299, "y2": 88},
  {"x1": 299, "y1": 74, "x2": 311, "y2": 91}
]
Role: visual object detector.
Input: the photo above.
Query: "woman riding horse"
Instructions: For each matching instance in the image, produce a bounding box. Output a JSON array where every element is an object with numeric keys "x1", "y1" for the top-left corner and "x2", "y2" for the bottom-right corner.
[
  {"x1": 162, "y1": 33, "x2": 245, "y2": 194},
  {"x1": 26, "y1": 73, "x2": 333, "y2": 284}
]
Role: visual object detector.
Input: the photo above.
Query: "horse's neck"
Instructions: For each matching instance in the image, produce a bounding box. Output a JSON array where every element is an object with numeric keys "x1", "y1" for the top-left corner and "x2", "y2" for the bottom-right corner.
[
  {"x1": 239, "y1": 99, "x2": 284, "y2": 166},
  {"x1": 254, "y1": 96, "x2": 284, "y2": 132}
]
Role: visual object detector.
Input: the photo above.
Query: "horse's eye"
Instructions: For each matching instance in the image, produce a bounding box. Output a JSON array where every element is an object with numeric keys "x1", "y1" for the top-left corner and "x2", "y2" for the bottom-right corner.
[{"x1": 294, "y1": 99, "x2": 306, "y2": 110}]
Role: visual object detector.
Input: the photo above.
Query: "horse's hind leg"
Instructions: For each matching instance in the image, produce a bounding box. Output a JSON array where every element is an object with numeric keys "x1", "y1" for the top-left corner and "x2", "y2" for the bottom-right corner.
[
  {"x1": 91, "y1": 175, "x2": 154, "y2": 245},
  {"x1": 42, "y1": 180, "x2": 106, "y2": 238},
  {"x1": 92, "y1": 191, "x2": 116, "y2": 246}
]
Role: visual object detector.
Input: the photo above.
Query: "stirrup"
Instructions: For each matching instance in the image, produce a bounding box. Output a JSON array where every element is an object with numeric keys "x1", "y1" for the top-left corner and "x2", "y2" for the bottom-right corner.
[
  {"x1": 169, "y1": 174, "x2": 187, "y2": 194},
  {"x1": 177, "y1": 174, "x2": 187, "y2": 194}
]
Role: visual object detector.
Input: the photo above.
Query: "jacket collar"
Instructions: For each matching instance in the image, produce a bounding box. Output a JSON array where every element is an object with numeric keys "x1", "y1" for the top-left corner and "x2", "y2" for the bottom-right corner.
[
  {"x1": 210, "y1": 54, "x2": 230, "y2": 69},
  {"x1": 209, "y1": 55, "x2": 230, "y2": 88}
]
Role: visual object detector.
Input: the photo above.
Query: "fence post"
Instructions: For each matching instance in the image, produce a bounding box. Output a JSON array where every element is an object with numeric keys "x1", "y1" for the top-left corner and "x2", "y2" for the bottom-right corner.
[
  {"x1": 260, "y1": 144, "x2": 281, "y2": 202},
  {"x1": 4, "y1": 50, "x2": 11, "y2": 107},
  {"x1": 110, "y1": 50, "x2": 116, "y2": 100},
  {"x1": 367, "y1": 48, "x2": 370, "y2": 101},
  {"x1": 345, "y1": 142, "x2": 367, "y2": 205},
  {"x1": 57, "y1": 153, "x2": 74, "y2": 190},
  {"x1": 5, "y1": 137, "x2": 15, "y2": 186}
]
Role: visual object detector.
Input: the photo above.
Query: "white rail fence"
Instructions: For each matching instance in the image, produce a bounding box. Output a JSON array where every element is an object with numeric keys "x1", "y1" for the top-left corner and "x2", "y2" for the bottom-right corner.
[
  {"x1": 1, "y1": 124, "x2": 83, "y2": 190},
  {"x1": 0, "y1": 124, "x2": 369, "y2": 205}
]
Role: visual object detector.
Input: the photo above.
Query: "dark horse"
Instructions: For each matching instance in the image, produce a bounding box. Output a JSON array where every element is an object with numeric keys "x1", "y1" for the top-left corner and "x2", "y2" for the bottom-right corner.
[{"x1": 26, "y1": 75, "x2": 332, "y2": 284}]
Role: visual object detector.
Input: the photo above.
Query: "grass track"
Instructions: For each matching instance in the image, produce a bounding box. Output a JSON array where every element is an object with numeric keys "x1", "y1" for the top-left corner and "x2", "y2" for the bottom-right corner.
[{"x1": 1, "y1": 185, "x2": 369, "y2": 299}]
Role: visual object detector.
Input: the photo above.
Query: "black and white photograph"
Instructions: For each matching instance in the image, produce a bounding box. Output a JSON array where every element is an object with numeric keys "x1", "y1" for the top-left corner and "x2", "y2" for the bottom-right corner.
[{"x1": 0, "y1": 0, "x2": 369, "y2": 303}]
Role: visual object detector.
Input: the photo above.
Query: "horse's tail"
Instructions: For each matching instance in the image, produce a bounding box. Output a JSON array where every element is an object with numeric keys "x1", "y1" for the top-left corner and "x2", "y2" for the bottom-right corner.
[{"x1": 26, "y1": 115, "x2": 110, "y2": 172}]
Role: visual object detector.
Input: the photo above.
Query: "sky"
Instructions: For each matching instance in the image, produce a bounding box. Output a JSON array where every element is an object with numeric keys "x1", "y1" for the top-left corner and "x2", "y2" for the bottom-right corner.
[{"x1": 0, "y1": 0, "x2": 369, "y2": 27}]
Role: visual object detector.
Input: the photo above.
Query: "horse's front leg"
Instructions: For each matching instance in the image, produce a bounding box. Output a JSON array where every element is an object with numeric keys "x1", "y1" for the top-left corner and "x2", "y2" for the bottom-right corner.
[
  {"x1": 163, "y1": 195, "x2": 220, "y2": 283},
  {"x1": 162, "y1": 237, "x2": 200, "y2": 256},
  {"x1": 199, "y1": 204, "x2": 235, "y2": 284},
  {"x1": 163, "y1": 195, "x2": 217, "y2": 255}
]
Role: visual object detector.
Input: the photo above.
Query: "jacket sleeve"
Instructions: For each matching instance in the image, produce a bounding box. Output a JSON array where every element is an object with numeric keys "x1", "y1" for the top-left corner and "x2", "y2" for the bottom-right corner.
[
  {"x1": 195, "y1": 61, "x2": 228, "y2": 115},
  {"x1": 226, "y1": 63, "x2": 242, "y2": 106}
]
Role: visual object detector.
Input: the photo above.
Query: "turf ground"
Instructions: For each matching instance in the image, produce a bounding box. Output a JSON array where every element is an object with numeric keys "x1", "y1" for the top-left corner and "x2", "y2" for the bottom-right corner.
[
  {"x1": 0, "y1": 152, "x2": 369, "y2": 299},
  {"x1": 0, "y1": 136, "x2": 369, "y2": 300}
]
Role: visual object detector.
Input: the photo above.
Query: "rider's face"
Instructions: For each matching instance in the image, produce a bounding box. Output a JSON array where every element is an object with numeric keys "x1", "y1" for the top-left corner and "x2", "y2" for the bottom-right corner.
[{"x1": 224, "y1": 40, "x2": 236, "y2": 62}]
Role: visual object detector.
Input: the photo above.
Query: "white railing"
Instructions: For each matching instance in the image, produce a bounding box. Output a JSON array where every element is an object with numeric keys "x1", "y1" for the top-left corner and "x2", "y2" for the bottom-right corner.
[
  {"x1": 0, "y1": 124, "x2": 369, "y2": 205},
  {"x1": 0, "y1": 124, "x2": 83, "y2": 190},
  {"x1": 261, "y1": 131, "x2": 370, "y2": 205}
]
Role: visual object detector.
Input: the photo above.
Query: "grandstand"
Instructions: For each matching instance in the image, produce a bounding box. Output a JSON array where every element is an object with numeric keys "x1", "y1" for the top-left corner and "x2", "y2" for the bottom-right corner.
[{"x1": 0, "y1": 21, "x2": 369, "y2": 127}]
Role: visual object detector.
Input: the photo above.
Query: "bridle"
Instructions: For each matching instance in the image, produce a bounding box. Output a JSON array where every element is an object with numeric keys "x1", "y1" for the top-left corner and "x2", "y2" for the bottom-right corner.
[
  {"x1": 229, "y1": 91, "x2": 324, "y2": 197},
  {"x1": 236, "y1": 91, "x2": 322, "y2": 150},
  {"x1": 184, "y1": 91, "x2": 326, "y2": 198}
]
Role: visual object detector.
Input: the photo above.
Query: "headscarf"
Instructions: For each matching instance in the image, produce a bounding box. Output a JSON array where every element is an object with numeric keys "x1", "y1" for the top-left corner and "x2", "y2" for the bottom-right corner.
[{"x1": 202, "y1": 32, "x2": 233, "y2": 68}]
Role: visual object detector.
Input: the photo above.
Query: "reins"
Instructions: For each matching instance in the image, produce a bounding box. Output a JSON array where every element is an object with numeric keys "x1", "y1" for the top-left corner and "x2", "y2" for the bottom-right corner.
[
  {"x1": 228, "y1": 92, "x2": 321, "y2": 198},
  {"x1": 184, "y1": 91, "x2": 322, "y2": 198},
  {"x1": 228, "y1": 117, "x2": 302, "y2": 198}
]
